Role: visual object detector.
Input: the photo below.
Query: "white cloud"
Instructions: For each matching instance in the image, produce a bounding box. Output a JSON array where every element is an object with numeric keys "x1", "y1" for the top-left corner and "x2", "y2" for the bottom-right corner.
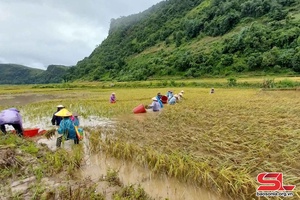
[{"x1": 0, "y1": 0, "x2": 163, "y2": 69}]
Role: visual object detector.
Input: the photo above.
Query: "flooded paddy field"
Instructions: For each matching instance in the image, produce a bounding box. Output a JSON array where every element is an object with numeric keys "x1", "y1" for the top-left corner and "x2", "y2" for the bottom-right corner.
[{"x1": 1, "y1": 85, "x2": 300, "y2": 199}]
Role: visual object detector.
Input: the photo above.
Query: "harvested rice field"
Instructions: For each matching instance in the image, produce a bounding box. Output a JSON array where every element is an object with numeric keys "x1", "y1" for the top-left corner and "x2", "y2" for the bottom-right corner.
[{"x1": 0, "y1": 84, "x2": 300, "y2": 199}]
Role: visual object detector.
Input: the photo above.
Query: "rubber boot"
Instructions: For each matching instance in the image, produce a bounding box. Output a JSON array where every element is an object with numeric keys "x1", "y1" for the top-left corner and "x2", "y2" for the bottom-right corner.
[{"x1": 56, "y1": 136, "x2": 62, "y2": 147}]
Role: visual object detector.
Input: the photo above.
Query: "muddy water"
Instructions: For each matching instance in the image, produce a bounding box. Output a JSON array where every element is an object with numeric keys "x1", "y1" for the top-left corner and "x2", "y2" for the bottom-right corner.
[
  {"x1": 22, "y1": 115, "x2": 114, "y2": 132},
  {"x1": 34, "y1": 116, "x2": 114, "y2": 151},
  {"x1": 82, "y1": 153, "x2": 226, "y2": 200},
  {"x1": 36, "y1": 124, "x2": 226, "y2": 199},
  {"x1": 0, "y1": 94, "x2": 55, "y2": 106}
]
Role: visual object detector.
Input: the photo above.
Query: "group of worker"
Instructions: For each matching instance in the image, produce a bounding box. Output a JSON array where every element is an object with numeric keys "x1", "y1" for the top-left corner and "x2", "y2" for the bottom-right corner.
[
  {"x1": 148, "y1": 90, "x2": 184, "y2": 112},
  {"x1": 166, "y1": 90, "x2": 184, "y2": 104},
  {"x1": 1, "y1": 88, "x2": 212, "y2": 144},
  {"x1": 0, "y1": 105, "x2": 82, "y2": 148}
]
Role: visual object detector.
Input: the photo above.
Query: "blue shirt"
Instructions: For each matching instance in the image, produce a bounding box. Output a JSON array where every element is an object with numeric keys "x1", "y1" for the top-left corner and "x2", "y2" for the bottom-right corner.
[
  {"x1": 57, "y1": 118, "x2": 76, "y2": 139},
  {"x1": 168, "y1": 96, "x2": 177, "y2": 105},
  {"x1": 168, "y1": 93, "x2": 173, "y2": 101},
  {"x1": 166, "y1": 91, "x2": 172, "y2": 97},
  {"x1": 156, "y1": 95, "x2": 163, "y2": 108}
]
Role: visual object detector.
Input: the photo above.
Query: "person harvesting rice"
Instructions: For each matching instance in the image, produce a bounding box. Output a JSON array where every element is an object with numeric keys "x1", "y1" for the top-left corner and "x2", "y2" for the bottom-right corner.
[{"x1": 55, "y1": 108, "x2": 80, "y2": 147}]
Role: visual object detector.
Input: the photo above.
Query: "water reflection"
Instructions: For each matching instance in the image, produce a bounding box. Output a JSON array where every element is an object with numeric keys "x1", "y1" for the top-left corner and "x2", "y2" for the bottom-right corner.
[
  {"x1": 82, "y1": 154, "x2": 226, "y2": 200},
  {"x1": 0, "y1": 94, "x2": 55, "y2": 106},
  {"x1": 22, "y1": 115, "x2": 114, "y2": 131}
]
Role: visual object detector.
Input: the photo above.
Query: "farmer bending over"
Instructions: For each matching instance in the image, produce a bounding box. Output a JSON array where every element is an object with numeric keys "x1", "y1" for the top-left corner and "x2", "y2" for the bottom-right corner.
[
  {"x1": 55, "y1": 108, "x2": 79, "y2": 147},
  {"x1": 168, "y1": 95, "x2": 178, "y2": 105},
  {"x1": 177, "y1": 92, "x2": 183, "y2": 100},
  {"x1": 0, "y1": 108, "x2": 23, "y2": 137},
  {"x1": 148, "y1": 97, "x2": 161, "y2": 112},
  {"x1": 167, "y1": 91, "x2": 174, "y2": 101},
  {"x1": 51, "y1": 105, "x2": 65, "y2": 126},
  {"x1": 110, "y1": 92, "x2": 116, "y2": 103},
  {"x1": 156, "y1": 92, "x2": 163, "y2": 108}
]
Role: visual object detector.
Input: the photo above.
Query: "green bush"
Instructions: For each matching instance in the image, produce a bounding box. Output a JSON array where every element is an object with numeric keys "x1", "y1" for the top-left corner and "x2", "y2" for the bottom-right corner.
[
  {"x1": 227, "y1": 77, "x2": 237, "y2": 86},
  {"x1": 276, "y1": 79, "x2": 300, "y2": 88}
]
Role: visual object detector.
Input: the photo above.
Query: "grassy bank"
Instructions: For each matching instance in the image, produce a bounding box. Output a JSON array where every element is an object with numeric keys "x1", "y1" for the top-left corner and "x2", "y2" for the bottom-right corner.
[{"x1": 1, "y1": 76, "x2": 300, "y2": 92}]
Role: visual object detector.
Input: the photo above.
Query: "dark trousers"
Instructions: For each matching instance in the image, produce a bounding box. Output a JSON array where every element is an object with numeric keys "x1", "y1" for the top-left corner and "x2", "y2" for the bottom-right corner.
[
  {"x1": 1, "y1": 123, "x2": 23, "y2": 136},
  {"x1": 56, "y1": 136, "x2": 79, "y2": 147}
]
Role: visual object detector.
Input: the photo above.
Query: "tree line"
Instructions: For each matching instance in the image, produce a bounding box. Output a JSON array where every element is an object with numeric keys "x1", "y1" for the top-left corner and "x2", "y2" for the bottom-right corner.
[{"x1": 64, "y1": 0, "x2": 300, "y2": 81}]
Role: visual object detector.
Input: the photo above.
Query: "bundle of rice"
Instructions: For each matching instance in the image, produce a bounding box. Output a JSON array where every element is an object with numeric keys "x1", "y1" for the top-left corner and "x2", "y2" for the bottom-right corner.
[{"x1": 44, "y1": 129, "x2": 56, "y2": 139}]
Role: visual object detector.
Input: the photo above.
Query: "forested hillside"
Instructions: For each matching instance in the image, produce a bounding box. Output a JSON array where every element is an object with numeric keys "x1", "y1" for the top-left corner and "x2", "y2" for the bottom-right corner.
[
  {"x1": 0, "y1": 64, "x2": 69, "y2": 84},
  {"x1": 66, "y1": 0, "x2": 300, "y2": 81}
]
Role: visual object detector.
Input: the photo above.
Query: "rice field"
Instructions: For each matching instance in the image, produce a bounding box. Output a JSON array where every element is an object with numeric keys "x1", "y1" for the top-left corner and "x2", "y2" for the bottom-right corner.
[{"x1": 1, "y1": 84, "x2": 300, "y2": 199}]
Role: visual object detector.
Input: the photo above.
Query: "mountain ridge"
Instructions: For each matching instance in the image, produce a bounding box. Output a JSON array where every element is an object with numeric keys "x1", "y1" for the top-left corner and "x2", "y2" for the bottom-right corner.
[
  {"x1": 66, "y1": 0, "x2": 300, "y2": 81},
  {"x1": 0, "y1": 64, "x2": 70, "y2": 84}
]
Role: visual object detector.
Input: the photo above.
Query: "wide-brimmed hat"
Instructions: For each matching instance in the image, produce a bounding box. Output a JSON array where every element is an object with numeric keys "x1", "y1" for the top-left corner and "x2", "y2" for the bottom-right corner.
[
  {"x1": 181, "y1": 90, "x2": 184, "y2": 93},
  {"x1": 55, "y1": 108, "x2": 72, "y2": 117},
  {"x1": 56, "y1": 105, "x2": 65, "y2": 108},
  {"x1": 152, "y1": 97, "x2": 158, "y2": 101},
  {"x1": 112, "y1": 92, "x2": 115, "y2": 95}
]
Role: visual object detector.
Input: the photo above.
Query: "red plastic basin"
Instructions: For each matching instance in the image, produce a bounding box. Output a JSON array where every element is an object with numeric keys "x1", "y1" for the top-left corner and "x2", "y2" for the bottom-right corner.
[
  {"x1": 133, "y1": 104, "x2": 146, "y2": 114},
  {"x1": 161, "y1": 95, "x2": 168, "y2": 104},
  {"x1": 23, "y1": 128, "x2": 40, "y2": 137}
]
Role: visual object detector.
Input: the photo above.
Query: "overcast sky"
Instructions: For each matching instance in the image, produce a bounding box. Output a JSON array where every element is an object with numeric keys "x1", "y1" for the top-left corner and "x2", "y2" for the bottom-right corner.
[{"x1": 0, "y1": 0, "x2": 163, "y2": 69}]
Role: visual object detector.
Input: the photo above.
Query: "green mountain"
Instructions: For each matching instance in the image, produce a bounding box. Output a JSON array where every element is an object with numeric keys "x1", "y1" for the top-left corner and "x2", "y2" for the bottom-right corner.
[
  {"x1": 37, "y1": 65, "x2": 70, "y2": 84},
  {"x1": 0, "y1": 64, "x2": 69, "y2": 84},
  {"x1": 66, "y1": 0, "x2": 300, "y2": 81}
]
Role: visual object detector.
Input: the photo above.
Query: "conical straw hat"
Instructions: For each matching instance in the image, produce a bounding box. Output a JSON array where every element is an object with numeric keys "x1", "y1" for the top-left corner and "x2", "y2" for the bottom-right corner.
[
  {"x1": 152, "y1": 97, "x2": 158, "y2": 101},
  {"x1": 55, "y1": 108, "x2": 72, "y2": 117}
]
